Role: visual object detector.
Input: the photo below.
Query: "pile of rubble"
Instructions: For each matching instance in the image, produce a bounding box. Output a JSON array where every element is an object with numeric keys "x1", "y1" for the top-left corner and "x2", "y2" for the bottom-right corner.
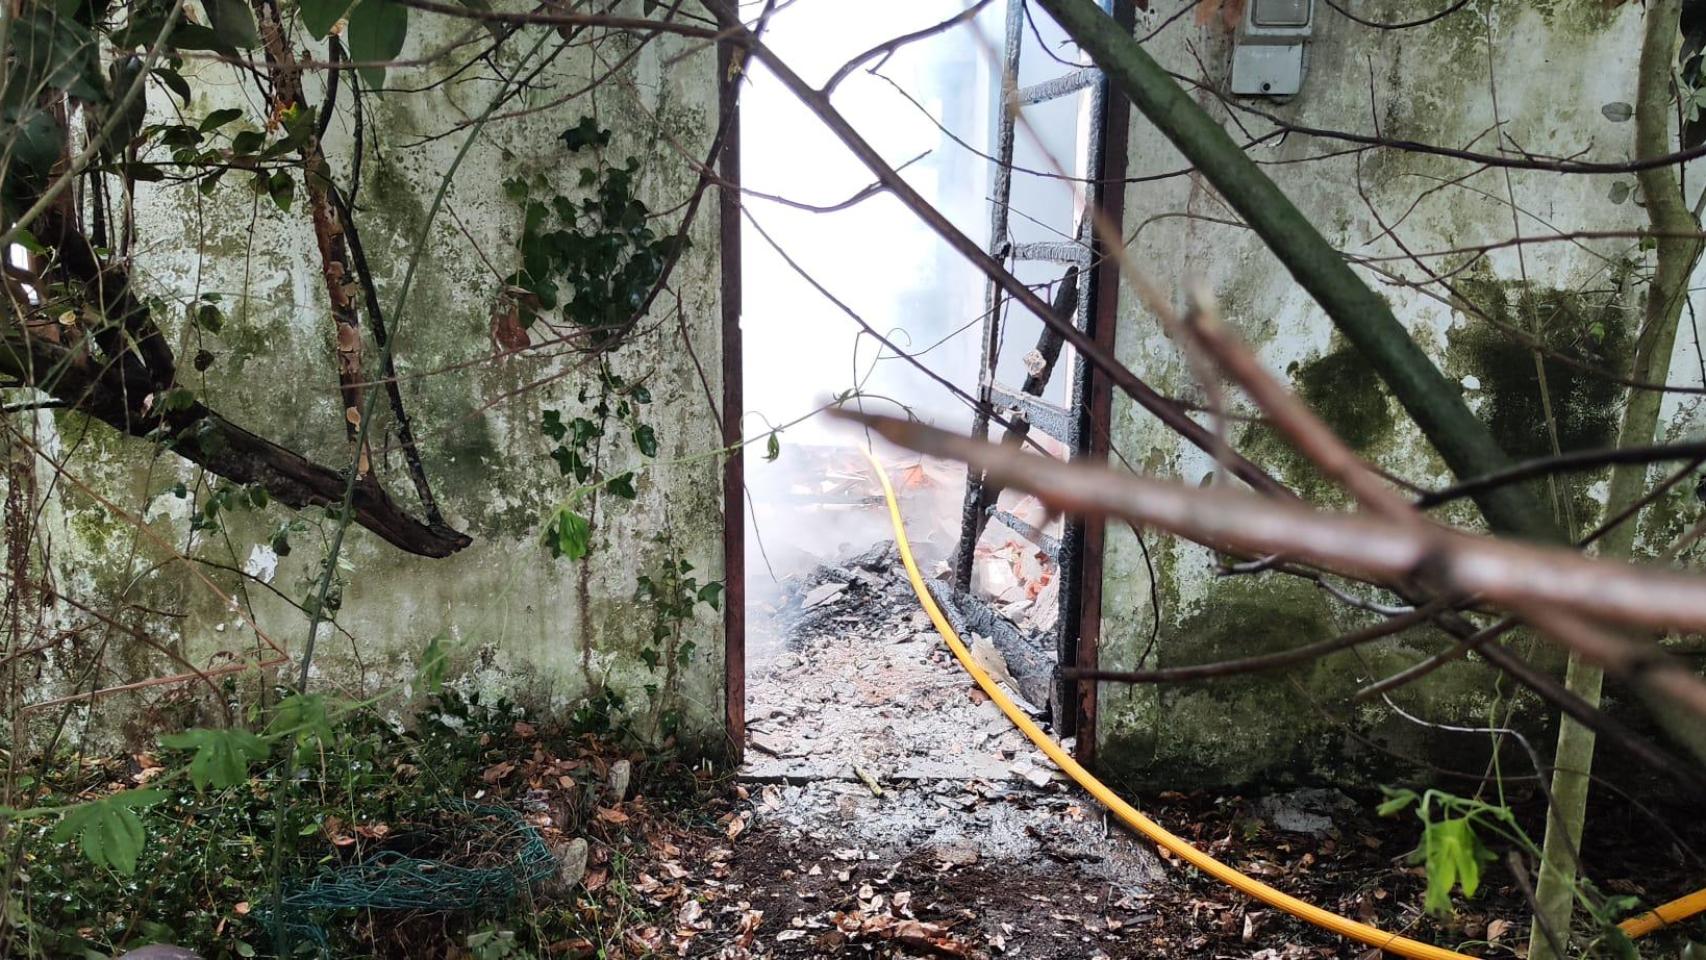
[
  {"x1": 726, "y1": 528, "x2": 1165, "y2": 957},
  {"x1": 747, "y1": 534, "x2": 1062, "y2": 774}
]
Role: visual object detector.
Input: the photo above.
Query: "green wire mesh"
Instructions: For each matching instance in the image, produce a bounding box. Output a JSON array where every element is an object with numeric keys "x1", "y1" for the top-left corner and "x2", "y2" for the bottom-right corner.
[{"x1": 268, "y1": 799, "x2": 558, "y2": 950}]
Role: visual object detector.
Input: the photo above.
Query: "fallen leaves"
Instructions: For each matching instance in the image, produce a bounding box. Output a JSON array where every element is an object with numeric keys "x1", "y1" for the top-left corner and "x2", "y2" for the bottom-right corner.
[{"x1": 830, "y1": 911, "x2": 973, "y2": 958}]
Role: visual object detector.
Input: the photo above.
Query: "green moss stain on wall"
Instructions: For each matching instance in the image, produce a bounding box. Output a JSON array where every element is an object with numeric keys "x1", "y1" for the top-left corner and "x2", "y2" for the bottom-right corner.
[
  {"x1": 1235, "y1": 344, "x2": 1397, "y2": 506},
  {"x1": 1446, "y1": 273, "x2": 1633, "y2": 525},
  {"x1": 1096, "y1": 0, "x2": 1650, "y2": 787},
  {"x1": 1448, "y1": 275, "x2": 1630, "y2": 459},
  {"x1": 1095, "y1": 572, "x2": 1515, "y2": 789}
]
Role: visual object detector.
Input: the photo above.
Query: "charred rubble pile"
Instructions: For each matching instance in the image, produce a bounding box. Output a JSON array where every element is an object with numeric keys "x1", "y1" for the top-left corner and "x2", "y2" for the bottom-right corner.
[{"x1": 769, "y1": 538, "x2": 1062, "y2": 723}]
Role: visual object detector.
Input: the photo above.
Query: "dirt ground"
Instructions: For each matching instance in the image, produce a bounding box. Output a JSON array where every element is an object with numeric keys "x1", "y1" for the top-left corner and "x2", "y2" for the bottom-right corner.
[{"x1": 636, "y1": 522, "x2": 1706, "y2": 959}]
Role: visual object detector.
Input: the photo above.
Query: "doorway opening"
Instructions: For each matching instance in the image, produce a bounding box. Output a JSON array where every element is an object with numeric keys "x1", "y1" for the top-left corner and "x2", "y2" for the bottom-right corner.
[{"x1": 732, "y1": 0, "x2": 1124, "y2": 823}]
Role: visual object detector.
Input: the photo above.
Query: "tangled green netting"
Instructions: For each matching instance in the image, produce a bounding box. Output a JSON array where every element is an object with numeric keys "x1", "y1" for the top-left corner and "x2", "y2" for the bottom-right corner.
[{"x1": 268, "y1": 799, "x2": 557, "y2": 949}]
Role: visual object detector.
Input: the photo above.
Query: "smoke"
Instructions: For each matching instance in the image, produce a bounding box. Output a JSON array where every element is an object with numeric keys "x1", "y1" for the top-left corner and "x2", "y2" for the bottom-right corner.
[{"x1": 738, "y1": 2, "x2": 1092, "y2": 609}]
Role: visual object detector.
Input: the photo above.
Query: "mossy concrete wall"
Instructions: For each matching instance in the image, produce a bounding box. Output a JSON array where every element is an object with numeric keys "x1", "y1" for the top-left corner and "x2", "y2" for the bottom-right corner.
[
  {"x1": 1097, "y1": 0, "x2": 1702, "y2": 787},
  {"x1": 17, "y1": 17, "x2": 729, "y2": 752}
]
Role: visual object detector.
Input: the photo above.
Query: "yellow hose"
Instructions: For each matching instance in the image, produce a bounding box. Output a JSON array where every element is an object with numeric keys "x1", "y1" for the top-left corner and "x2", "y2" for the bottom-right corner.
[
  {"x1": 1618, "y1": 887, "x2": 1706, "y2": 938},
  {"x1": 865, "y1": 447, "x2": 1475, "y2": 960},
  {"x1": 862, "y1": 448, "x2": 1705, "y2": 953}
]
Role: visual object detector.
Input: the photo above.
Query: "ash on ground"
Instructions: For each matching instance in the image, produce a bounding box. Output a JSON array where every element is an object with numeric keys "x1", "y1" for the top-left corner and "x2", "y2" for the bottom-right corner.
[{"x1": 742, "y1": 534, "x2": 1162, "y2": 894}]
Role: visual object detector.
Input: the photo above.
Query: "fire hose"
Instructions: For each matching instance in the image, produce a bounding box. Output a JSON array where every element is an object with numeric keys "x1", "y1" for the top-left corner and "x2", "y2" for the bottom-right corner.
[{"x1": 862, "y1": 447, "x2": 1704, "y2": 958}]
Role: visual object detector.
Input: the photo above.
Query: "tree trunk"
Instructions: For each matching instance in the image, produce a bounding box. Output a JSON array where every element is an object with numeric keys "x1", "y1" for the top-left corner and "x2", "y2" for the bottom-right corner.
[{"x1": 1529, "y1": 3, "x2": 1702, "y2": 956}]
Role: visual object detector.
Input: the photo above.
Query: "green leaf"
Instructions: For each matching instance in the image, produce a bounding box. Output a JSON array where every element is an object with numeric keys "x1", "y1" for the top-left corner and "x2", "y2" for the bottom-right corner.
[
  {"x1": 542, "y1": 409, "x2": 566, "y2": 441},
  {"x1": 559, "y1": 116, "x2": 612, "y2": 152},
  {"x1": 198, "y1": 107, "x2": 244, "y2": 132},
  {"x1": 103, "y1": 56, "x2": 148, "y2": 152},
  {"x1": 153, "y1": 67, "x2": 193, "y2": 104},
  {"x1": 159, "y1": 388, "x2": 198, "y2": 413},
  {"x1": 544, "y1": 506, "x2": 591, "y2": 560},
  {"x1": 417, "y1": 633, "x2": 450, "y2": 694},
  {"x1": 764, "y1": 431, "x2": 780, "y2": 462},
  {"x1": 633, "y1": 423, "x2": 657, "y2": 458},
  {"x1": 572, "y1": 416, "x2": 603, "y2": 445},
  {"x1": 159, "y1": 727, "x2": 269, "y2": 791},
  {"x1": 52, "y1": 790, "x2": 166, "y2": 875},
  {"x1": 1418, "y1": 817, "x2": 1489, "y2": 916},
  {"x1": 126, "y1": 162, "x2": 167, "y2": 182},
  {"x1": 204, "y1": 0, "x2": 261, "y2": 49},
  {"x1": 274, "y1": 104, "x2": 319, "y2": 152},
  {"x1": 347, "y1": 0, "x2": 410, "y2": 88},
  {"x1": 550, "y1": 445, "x2": 578, "y2": 478},
  {"x1": 3, "y1": 133, "x2": 65, "y2": 202},
  {"x1": 697, "y1": 582, "x2": 724, "y2": 611},
  {"x1": 1375, "y1": 787, "x2": 1417, "y2": 818},
  {"x1": 9, "y1": 9, "x2": 107, "y2": 103},
  {"x1": 270, "y1": 524, "x2": 293, "y2": 556},
  {"x1": 268, "y1": 693, "x2": 335, "y2": 758},
  {"x1": 267, "y1": 170, "x2": 295, "y2": 212},
  {"x1": 606, "y1": 472, "x2": 637, "y2": 500},
  {"x1": 231, "y1": 129, "x2": 265, "y2": 155},
  {"x1": 12, "y1": 227, "x2": 47, "y2": 255},
  {"x1": 194, "y1": 302, "x2": 225, "y2": 333},
  {"x1": 299, "y1": 0, "x2": 355, "y2": 39}
]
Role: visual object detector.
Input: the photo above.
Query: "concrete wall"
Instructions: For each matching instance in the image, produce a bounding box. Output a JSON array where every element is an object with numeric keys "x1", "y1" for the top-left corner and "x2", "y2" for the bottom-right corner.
[
  {"x1": 1095, "y1": 0, "x2": 1700, "y2": 786},
  {"x1": 17, "y1": 15, "x2": 730, "y2": 750}
]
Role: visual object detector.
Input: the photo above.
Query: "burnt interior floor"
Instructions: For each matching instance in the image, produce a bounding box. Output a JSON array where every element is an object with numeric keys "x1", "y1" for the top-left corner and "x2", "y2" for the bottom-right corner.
[{"x1": 725, "y1": 460, "x2": 1169, "y2": 957}]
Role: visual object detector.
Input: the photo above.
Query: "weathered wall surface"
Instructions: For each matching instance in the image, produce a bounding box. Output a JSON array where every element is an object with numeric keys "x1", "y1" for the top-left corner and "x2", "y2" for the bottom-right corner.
[
  {"x1": 19, "y1": 16, "x2": 730, "y2": 751},
  {"x1": 1096, "y1": 0, "x2": 1701, "y2": 786}
]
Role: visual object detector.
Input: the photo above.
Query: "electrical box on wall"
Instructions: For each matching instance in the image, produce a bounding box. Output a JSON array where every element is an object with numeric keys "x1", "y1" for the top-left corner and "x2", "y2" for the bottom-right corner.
[{"x1": 1230, "y1": 0, "x2": 1314, "y2": 97}]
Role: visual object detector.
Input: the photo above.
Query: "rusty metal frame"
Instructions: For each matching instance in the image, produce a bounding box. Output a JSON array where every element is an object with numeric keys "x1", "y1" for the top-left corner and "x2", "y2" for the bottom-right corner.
[
  {"x1": 946, "y1": 0, "x2": 1128, "y2": 748},
  {"x1": 719, "y1": 38, "x2": 746, "y2": 763},
  {"x1": 1072, "y1": 0, "x2": 1136, "y2": 771}
]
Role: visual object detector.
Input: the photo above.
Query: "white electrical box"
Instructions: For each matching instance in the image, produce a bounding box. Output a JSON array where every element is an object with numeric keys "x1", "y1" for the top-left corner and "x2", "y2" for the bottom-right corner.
[{"x1": 1231, "y1": 0, "x2": 1315, "y2": 97}]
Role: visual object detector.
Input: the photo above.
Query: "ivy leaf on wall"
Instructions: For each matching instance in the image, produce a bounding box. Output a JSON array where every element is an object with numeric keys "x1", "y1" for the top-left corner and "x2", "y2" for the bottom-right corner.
[
  {"x1": 559, "y1": 116, "x2": 613, "y2": 152},
  {"x1": 52, "y1": 790, "x2": 167, "y2": 875},
  {"x1": 606, "y1": 472, "x2": 638, "y2": 500},
  {"x1": 348, "y1": 0, "x2": 409, "y2": 88},
  {"x1": 697, "y1": 582, "x2": 724, "y2": 611},
  {"x1": 542, "y1": 409, "x2": 567, "y2": 441},
  {"x1": 544, "y1": 506, "x2": 592, "y2": 560}
]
